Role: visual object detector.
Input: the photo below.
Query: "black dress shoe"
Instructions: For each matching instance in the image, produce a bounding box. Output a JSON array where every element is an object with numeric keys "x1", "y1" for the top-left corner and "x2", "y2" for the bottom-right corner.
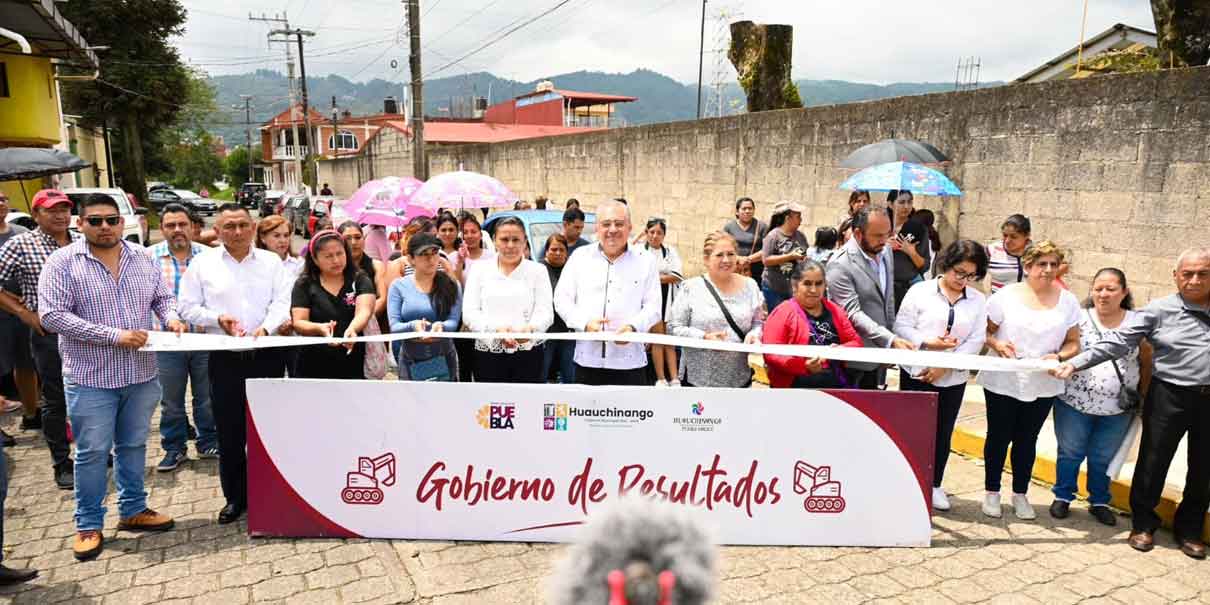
[
  {"x1": 54, "y1": 462, "x2": 74, "y2": 490},
  {"x1": 218, "y1": 503, "x2": 245, "y2": 525},
  {"x1": 1048, "y1": 500, "x2": 1070, "y2": 519},
  {"x1": 20, "y1": 414, "x2": 41, "y2": 430},
  {"x1": 0, "y1": 564, "x2": 38, "y2": 585},
  {"x1": 0, "y1": 429, "x2": 14, "y2": 448},
  {"x1": 1089, "y1": 505, "x2": 1117, "y2": 526}
]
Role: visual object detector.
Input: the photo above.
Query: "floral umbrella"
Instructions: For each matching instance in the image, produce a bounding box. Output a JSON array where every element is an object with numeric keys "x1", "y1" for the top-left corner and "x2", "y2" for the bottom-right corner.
[
  {"x1": 344, "y1": 176, "x2": 432, "y2": 227},
  {"x1": 837, "y1": 161, "x2": 962, "y2": 196},
  {"x1": 409, "y1": 170, "x2": 516, "y2": 210}
]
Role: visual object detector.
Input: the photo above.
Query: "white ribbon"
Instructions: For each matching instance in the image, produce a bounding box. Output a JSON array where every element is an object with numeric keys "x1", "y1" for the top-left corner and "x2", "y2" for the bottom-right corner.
[{"x1": 142, "y1": 330, "x2": 1056, "y2": 373}]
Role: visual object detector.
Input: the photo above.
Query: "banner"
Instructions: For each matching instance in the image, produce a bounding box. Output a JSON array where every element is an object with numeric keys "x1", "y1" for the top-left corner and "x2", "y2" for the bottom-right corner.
[
  {"x1": 145, "y1": 330, "x2": 1057, "y2": 373},
  {"x1": 247, "y1": 380, "x2": 937, "y2": 547}
]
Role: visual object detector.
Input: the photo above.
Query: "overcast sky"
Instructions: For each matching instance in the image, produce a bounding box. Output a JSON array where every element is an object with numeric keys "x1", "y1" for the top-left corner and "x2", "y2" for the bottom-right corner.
[{"x1": 176, "y1": 0, "x2": 1155, "y2": 85}]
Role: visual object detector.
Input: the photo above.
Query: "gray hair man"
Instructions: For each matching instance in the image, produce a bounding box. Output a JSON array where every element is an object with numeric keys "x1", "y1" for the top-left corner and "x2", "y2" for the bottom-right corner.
[
  {"x1": 554, "y1": 200, "x2": 661, "y2": 386},
  {"x1": 1054, "y1": 247, "x2": 1210, "y2": 559}
]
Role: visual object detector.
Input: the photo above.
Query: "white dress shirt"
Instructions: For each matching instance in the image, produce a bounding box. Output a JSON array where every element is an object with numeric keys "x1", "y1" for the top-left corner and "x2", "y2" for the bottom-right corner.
[
  {"x1": 178, "y1": 245, "x2": 293, "y2": 337},
  {"x1": 893, "y1": 278, "x2": 988, "y2": 387},
  {"x1": 554, "y1": 244, "x2": 662, "y2": 370},
  {"x1": 462, "y1": 257, "x2": 554, "y2": 352}
]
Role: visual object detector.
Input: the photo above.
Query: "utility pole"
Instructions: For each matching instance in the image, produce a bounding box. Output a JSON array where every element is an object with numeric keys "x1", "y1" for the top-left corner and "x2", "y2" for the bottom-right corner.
[
  {"x1": 696, "y1": 0, "x2": 707, "y2": 119},
  {"x1": 270, "y1": 27, "x2": 317, "y2": 193},
  {"x1": 251, "y1": 12, "x2": 300, "y2": 192},
  {"x1": 235, "y1": 95, "x2": 254, "y2": 182},
  {"x1": 407, "y1": 0, "x2": 427, "y2": 180}
]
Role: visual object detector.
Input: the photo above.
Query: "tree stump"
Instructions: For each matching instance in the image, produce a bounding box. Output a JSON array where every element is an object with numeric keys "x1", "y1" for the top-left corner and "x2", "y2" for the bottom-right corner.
[
  {"x1": 728, "y1": 21, "x2": 803, "y2": 112},
  {"x1": 1150, "y1": 0, "x2": 1210, "y2": 68}
]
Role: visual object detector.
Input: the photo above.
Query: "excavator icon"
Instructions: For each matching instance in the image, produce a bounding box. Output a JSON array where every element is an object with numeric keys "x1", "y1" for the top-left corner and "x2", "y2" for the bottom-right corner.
[
  {"x1": 794, "y1": 461, "x2": 846, "y2": 514},
  {"x1": 341, "y1": 453, "x2": 396, "y2": 505}
]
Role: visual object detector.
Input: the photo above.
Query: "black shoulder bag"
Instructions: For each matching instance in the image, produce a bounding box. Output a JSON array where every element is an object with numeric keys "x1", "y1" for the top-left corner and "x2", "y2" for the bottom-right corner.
[
  {"x1": 702, "y1": 278, "x2": 747, "y2": 341},
  {"x1": 1086, "y1": 310, "x2": 1140, "y2": 413}
]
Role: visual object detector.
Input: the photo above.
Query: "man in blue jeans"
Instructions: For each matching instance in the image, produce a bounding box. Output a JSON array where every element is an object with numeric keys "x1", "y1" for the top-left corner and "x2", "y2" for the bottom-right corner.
[
  {"x1": 147, "y1": 204, "x2": 218, "y2": 471},
  {"x1": 38, "y1": 194, "x2": 185, "y2": 561},
  {"x1": 0, "y1": 448, "x2": 38, "y2": 584}
]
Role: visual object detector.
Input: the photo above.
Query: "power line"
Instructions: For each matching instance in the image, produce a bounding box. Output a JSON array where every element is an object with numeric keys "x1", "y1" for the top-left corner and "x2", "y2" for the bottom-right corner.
[{"x1": 425, "y1": 0, "x2": 577, "y2": 78}]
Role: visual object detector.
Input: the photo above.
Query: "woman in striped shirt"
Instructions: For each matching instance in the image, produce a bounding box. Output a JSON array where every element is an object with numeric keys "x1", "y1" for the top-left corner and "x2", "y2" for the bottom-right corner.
[{"x1": 986, "y1": 214, "x2": 1032, "y2": 293}]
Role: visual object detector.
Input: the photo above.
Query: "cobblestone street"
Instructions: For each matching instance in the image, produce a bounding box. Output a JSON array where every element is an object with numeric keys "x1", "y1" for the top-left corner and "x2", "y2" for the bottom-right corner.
[{"x1": 0, "y1": 408, "x2": 1207, "y2": 605}]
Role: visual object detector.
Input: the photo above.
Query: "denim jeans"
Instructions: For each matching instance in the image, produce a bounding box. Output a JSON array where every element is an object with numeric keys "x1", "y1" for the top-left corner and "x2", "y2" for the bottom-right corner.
[
  {"x1": 1052, "y1": 399, "x2": 1132, "y2": 506},
  {"x1": 65, "y1": 377, "x2": 161, "y2": 531},
  {"x1": 542, "y1": 339, "x2": 576, "y2": 383},
  {"x1": 761, "y1": 284, "x2": 789, "y2": 315},
  {"x1": 157, "y1": 351, "x2": 217, "y2": 454}
]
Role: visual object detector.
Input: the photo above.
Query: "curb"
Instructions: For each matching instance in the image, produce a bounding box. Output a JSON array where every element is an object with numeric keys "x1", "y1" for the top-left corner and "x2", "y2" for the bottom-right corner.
[{"x1": 951, "y1": 425, "x2": 1210, "y2": 543}]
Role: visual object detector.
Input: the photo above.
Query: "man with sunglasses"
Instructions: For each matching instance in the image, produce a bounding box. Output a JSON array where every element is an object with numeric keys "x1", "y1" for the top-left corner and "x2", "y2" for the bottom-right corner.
[
  {"x1": 38, "y1": 194, "x2": 184, "y2": 561},
  {"x1": 0, "y1": 189, "x2": 81, "y2": 490}
]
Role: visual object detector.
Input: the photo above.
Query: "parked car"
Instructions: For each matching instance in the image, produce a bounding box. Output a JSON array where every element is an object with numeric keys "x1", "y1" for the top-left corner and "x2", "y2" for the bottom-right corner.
[
  {"x1": 285, "y1": 195, "x2": 312, "y2": 235},
  {"x1": 146, "y1": 181, "x2": 170, "y2": 193},
  {"x1": 5, "y1": 211, "x2": 35, "y2": 231},
  {"x1": 61, "y1": 188, "x2": 149, "y2": 245},
  {"x1": 483, "y1": 210, "x2": 597, "y2": 262},
  {"x1": 148, "y1": 188, "x2": 216, "y2": 215},
  {"x1": 260, "y1": 190, "x2": 286, "y2": 216},
  {"x1": 237, "y1": 182, "x2": 267, "y2": 208},
  {"x1": 305, "y1": 196, "x2": 336, "y2": 237}
]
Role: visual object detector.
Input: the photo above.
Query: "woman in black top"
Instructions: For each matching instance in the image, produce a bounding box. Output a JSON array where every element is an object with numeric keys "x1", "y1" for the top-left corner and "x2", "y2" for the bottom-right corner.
[
  {"x1": 722, "y1": 197, "x2": 767, "y2": 284},
  {"x1": 290, "y1": 230, "x2": 377, "y2": 379},
  {"x1": 541, "y1": 233, "x2": 575, "y2": 383},
  {"x1": 886, "y1": 190, "x2": 930, "y2": 309}
]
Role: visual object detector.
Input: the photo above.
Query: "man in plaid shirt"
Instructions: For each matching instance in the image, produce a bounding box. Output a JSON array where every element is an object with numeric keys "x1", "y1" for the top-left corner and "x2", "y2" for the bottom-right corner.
[
  {"x1": 0, "y1": 190, "x2": 80, "y2": 490},
  {"x1": 39, "y1": 194, "x2": 185, "y2": 561},
  {"x1": 146, "y1": 204, "x2": 218, "y2": 472}
]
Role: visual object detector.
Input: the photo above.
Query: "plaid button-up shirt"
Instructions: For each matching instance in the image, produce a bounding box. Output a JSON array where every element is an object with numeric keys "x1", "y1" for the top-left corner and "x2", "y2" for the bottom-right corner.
[
  {"x1": 38, "y1": 239, "x2": 178, "y2": 389},
  {"x1": 147, "y1": 240, "x2": 206, "y2": 331},
  {"x1": 0, "y1": 228, "x2": 82, "y2": 312}
]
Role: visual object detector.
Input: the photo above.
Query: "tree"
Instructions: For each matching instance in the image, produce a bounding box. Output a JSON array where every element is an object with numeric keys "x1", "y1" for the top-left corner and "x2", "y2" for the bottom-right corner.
[
  {"x1": 58, "y1": 0, "x2": 190, "y2": 205},
  {"x1": 728, "y1": 22, "x2": 804, "y2": 112},
  {"x1": 161, "y1": 130, "x2": 223, "y2": 191},
  {"x1": 1151, "y1": 0, "x2": 1210, "y2": 68},
  {"x1": 224, "y1": 145, "x2": 261, "y2": 188}
]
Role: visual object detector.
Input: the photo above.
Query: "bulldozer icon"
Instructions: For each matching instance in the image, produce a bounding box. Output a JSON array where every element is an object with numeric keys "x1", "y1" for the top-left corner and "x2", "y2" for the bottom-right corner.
[
  {"x1": 794, "y1": 461, "x2": 846, "y2": 514},
  {"x1": 341, "y1": 453, "x2": 396, "y2": 505}
]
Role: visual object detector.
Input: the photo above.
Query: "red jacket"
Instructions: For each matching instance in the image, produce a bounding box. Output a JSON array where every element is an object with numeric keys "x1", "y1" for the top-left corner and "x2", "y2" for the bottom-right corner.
[{"x1": 762, "y1": 297, "x2": 863, "y2": 388}]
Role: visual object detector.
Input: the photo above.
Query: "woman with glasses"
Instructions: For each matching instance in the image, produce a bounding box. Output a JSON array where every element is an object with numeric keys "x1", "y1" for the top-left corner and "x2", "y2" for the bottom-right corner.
[
  {"x1": 978, "y1": 241, "x2": 1081, "y2": 521},
  {"x1": 893, "y1": 239, "x2": 990, "y2": 512},
  {"x1": 886, "y1": 190, "x2": 930, "y2": 309},
  {"x1": 762, "y1": 260, "x2": 862, "y2": 389},
  {"x1": 643, "y1": 218, "x2": 684, "y2": 387}
]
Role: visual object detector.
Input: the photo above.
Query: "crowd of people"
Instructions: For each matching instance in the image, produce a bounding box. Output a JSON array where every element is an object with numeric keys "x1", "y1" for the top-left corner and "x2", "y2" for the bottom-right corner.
[{"x1": 0, "y1": 184, "x2": 1206, "y2": 581}]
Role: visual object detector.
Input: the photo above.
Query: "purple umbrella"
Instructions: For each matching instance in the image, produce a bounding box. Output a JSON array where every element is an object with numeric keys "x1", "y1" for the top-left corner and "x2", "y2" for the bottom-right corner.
[
  {"x1": 345, "y1": 177, "x2": 433, "y2": 227},
  {"x1": 410, "y1": 171, "x2": 517, "y2": 210}
]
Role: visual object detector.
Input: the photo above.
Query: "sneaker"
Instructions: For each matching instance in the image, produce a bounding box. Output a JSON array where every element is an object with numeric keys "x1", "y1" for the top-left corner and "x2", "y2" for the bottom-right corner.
[
  {"x1": 982, "y1": 492, "x2": 1002, "y2": 518},
  {"x1": 0, "y1": 398, "x2": 21, "y2": 413},
  {"x1": 931, "y1": 487, "x2": 951, "y2": 511},
  {"x1": 117, "y1": 508, "x2": 174, "y2": 532},
  {"x1": 1090, "y1": 505, "x2": 1117, "y2": 526},
  {"x1": 156, "y1": 451, "x2": 186, "y2": 472},
  {"x1": 73, "y1": 530, "x2": 103, "y2": 561},
  {"x1": 1049, "y1": 500, "x2": 1070, "y2": 519},
  {"x1": 669, "y1": 379, "x2": 682, "y2": 387},
  {"x1": 197, "y1": 445, "x2": 219, "y2": 459},
  {"x1": 54, "y1": 462, "x2": 74, "y2": 490},
  {"x1": 655, "y1": 379, "x2": 669, "y2": 387},
  {"x1": 20, "y1": 414, "x2": 41, "y2": 430},
  {"x1": 1012, "y1": 493, "x2": 1036, "y2": 520}
]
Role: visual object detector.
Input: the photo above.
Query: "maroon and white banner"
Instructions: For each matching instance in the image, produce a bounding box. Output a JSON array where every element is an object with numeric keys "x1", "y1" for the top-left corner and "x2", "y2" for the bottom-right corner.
[{"x1": 247, "y1": 380, "x2": 937, "y2": 547}]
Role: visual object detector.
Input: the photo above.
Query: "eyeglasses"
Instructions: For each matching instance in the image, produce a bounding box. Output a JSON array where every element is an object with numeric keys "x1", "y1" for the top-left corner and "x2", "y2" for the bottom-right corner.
[
  {"x1": 952, "y1": 269, "x2": 979, "y2": 282},
  {"x1": 85, "y1": 216, "x2": 121, "y2": 227}
]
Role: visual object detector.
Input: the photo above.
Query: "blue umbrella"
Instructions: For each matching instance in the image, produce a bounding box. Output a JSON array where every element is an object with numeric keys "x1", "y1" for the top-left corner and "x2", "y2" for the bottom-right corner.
[{"x1": 838, "y1": 161, "x2": 962, "y2": 196}]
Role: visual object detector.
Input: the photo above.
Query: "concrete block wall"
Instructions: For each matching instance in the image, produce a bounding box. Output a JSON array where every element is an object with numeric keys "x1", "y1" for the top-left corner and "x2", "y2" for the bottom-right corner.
[{"x1": 413, "y1": 66, "x2": 1210, "y2": 300}]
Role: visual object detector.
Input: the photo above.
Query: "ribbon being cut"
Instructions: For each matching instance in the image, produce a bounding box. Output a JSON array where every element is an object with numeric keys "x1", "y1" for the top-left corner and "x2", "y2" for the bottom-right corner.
[{"x1": 143, "y1": 330, "x2": 1057, "y2": 374}]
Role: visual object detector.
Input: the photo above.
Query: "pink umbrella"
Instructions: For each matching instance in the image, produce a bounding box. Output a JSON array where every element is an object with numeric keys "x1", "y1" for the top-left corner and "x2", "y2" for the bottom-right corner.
[
  {"x1": 410, "y1": 170, "x2": 517, "y2": 210},
  {"x1": 345, "y1": 177, "x2": 433, "y2": 227}
]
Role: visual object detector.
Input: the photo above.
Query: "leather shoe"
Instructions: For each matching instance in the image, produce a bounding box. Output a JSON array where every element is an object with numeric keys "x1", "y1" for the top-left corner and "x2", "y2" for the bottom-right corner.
[
  {"x1": 73, "y1": 530, "x2": 104, "y2": 561},
  {"x1": 1048, "y1": 500, "x2": 1070, "y2": 519},
  {"x1": 1128, "y1": 530, "x2": 1155, "y2": 552},
  {"x1": 0, "y1": 429, "x2": 14, "y2": 448},
  {"x1": 1176, "y1": 536, "x2": 1207, "y2": 560},
  {"x1": 218, "y1": 503, "x2": 244, "y2": 525},
  {"x1": 0, "y1": 564, "x2": 38, "y2": 585},
  {"x1": 1089, "y1": 505, "x2": 1117, "y2": 526},
  {"x1": 54, "y1": 462, "x2": 73, "y2": 490}
]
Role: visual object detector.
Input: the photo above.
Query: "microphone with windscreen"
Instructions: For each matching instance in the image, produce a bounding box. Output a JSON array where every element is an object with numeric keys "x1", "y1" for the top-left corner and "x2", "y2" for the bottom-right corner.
[{"x1": 549, "y1": 498, "x2": 717, "y2": 605}]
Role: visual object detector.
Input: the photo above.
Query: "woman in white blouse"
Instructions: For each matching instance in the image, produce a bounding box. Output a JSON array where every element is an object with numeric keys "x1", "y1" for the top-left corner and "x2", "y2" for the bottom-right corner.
[
  {"x1": 894, "y1": 240, "x2": 989, "y2": 512},
  {"x1": 644, "y1": 218, "x2": 684, "y2": 386},
  {"x1": 668, "y1": 232, "x2": 765, "y2": 388},
  {"x1": 1050, "y1": 268, "x2": 1152, "y2": 526},
  {"x1": 462, "y1": 216, "x2": 554, "y2": 383},
  {"x1": 977, "y1": 241, "x2": 1081, "y2": 521}
]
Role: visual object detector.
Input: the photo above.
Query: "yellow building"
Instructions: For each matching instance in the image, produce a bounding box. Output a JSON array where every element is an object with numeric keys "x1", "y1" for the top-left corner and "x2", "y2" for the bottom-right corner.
[{"x1": 0, "y1": 2, "x2": 100, "y2": 211}]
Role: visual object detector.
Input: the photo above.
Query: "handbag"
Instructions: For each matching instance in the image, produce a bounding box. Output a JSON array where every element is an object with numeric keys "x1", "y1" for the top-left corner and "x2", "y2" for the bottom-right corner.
[
  {"x1": 361, "y1": 315, "x2": 389, "y2": 380},
  {"x1": 735, "y1": 223, "x2": 763, "y2": 277},
  {"x1": 1086, "y1": 310, "x2": 1140, "y2": 413},
  {"x1": 406, "y1": 354, "x2": 452, "y2": 382}
]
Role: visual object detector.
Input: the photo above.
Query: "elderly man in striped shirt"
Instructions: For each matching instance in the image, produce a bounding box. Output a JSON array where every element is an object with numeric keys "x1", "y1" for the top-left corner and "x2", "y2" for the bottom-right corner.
[{"x1": 38, "y1": 194, "x2": 185, "y2": 561}]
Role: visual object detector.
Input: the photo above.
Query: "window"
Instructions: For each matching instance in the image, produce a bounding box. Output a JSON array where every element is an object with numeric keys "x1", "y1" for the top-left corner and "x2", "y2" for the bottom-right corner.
[
  {"x1": 0, "y1": 63, "x2": 9, "y2": 98},
  {"x1": 328, "y1": 130, "x2": 359, "y2": 151}
]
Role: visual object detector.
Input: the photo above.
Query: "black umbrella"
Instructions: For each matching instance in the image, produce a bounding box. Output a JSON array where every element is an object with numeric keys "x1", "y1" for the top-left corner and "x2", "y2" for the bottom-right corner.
[
  {"x1": 840, "y1": 139, "x2": 951, "y2": 170},
  {"x1": 0, "y1": 147, "x2": 91, "y2": 182}
]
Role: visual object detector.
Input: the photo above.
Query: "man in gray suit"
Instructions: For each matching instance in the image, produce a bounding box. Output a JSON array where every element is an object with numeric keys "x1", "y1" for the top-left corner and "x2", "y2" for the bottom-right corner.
[{"x1": 826, "y1": 207, "x2": 915, "y2": 388}]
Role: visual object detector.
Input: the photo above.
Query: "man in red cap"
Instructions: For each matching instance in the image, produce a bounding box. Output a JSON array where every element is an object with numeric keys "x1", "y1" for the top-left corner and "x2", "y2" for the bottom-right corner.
[{"x1": 0, "y1": 189, "x2": 81, "y2": 489}]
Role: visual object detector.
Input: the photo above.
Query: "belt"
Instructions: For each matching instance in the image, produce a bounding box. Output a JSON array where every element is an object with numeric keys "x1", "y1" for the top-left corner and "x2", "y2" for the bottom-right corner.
[{"x1": 1165, "y1": 380, "x2": 1210, "y2": 395}]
